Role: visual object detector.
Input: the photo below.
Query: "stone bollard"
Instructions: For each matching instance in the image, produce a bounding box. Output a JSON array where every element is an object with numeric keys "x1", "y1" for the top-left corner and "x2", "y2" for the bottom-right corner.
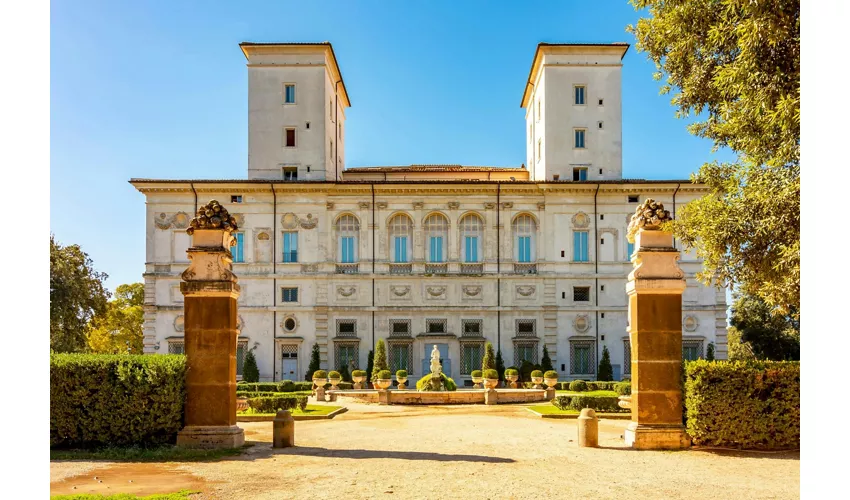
[
  {"x1": 273, "y1": 410, "x2": 295, "y2": 448},
  {"x1": 577, "y1": 408, "x2": 598, "y2": 448},
  {"x1": 315, "y1": 386, "x2": 325, "y2": 402},
  {"x1": 484, "y1": 388, "x2": 498, "y2": 405},
  {"x1": 377, "y1": 389, "x2": 391, "y2": 405}
]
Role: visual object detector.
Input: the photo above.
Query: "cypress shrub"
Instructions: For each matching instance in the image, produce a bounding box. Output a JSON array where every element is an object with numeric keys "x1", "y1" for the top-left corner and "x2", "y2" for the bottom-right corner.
[
  {"x1": 482, "y1": 342, "x2": 496, "y2": 372},
  {"x1": 51, "y1": 353, "x2": 186, "y2": 448},
  {"x1": 305, "y1": 343, "x2": 321, "y2": 381},
  {"x1": 338, "y1": 365, "x2": 351, "y2": 382},
  {"x1": 371, "y1": 340, "x2": 389, "y2": 382},
  {"x1": 541, "y1": 345, "x2": 554, "y2": 372},
  {"x1": 597, "y1": 345, "x2": 613, "y2": 381},
  {"x1": 495, "y1": 350, "x2": 506, "y2": 383},
  {"x1": 366, "y1": 350, "x2": 374, "y2": 386},
  {"x1": 685, "y1": 360, "x2": 800, "y2": 449},
  {"x1": 242, "y1": 350, "x2": 259, "y2": 383}
]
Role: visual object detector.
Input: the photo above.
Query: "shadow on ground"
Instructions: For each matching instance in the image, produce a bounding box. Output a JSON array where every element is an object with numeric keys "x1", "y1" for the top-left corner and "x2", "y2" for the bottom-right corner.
[{"x1": 241, "y1": 442, "x2": 515, "y2": 463}]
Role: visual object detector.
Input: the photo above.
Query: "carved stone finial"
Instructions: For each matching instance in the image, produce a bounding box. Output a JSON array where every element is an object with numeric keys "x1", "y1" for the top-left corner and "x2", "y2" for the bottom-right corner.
[
  {"x1": 187, "y1": 200, "x2": 239, "y2": 237},
  {"x1": 627, "y1": 199, "x2": 672, "y2": 243}
]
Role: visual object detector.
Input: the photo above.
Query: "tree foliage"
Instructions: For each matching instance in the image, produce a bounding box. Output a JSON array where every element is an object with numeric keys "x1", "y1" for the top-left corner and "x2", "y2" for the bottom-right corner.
[
  {"x1": 242, "y1": 349, "x2": 260, "y2": 383},
  {"x1": 305, "y1": 343, "x2": 321, "y2": 381},
  {"x1": 495, "y1": 349, "x2": 506, "y2": 383},
  {"x1": 540, "y1": 345, "x2": 554, "y2": 373},
  {"x1": 50, "y1": 235, "x2": 110, "y2": 353},
  {"x1": 628, "y1": 0, "x2": 800, "y2": 317},
  {"x1": 482, "y1": 342, "x2": 496, "y2": 372},
  {"x1": 371, "y1": 339, "x2": 389, "y2": 382},
  {"x1": 87, "y1": 283, "x2": 144, "y2": 354},
  {"x1": 729, "y1": 291, "x2": 799, "y2": 361},
  {"x1": 597, "y1": 345, "x2": 614, "y2": 381}
]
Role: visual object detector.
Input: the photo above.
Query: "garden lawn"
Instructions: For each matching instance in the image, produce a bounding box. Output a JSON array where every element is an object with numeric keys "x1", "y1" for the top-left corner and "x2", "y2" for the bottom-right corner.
[
  {"x1": 529, "y1": 405, "x2": 579, "y2": 415},
  {"x1": 554, "y1": 390, "x2": 617, "y2": 397},
  {"x1": 51, "y1": 491, "x2": 198, "y2": 500},
  {"x1": 238, "y1": 404, "x2": 341, "y2": 417}
]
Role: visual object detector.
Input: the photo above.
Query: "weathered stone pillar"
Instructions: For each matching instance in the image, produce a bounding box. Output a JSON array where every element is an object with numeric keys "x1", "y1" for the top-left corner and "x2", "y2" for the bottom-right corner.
[
  {"x1": 176, "y1": 200, "x2": 245, "y2": 449},
  {"x1": 624, "y1": 200, "x2": 690, "y2": 450}
]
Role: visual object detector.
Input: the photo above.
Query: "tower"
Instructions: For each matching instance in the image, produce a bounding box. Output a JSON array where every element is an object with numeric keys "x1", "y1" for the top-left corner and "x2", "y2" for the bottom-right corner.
[
  {"x1": 241, "y1": 42, "x2": 351, "y2": 181},
  {"x1": 520, "y1": 43, "x2": 628, "y2": 182}
]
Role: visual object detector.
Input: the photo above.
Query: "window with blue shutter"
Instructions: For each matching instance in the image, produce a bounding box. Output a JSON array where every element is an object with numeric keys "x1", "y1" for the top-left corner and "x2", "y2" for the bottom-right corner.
[
  {"x1": 233, "y1": 233, "x2": 244, "y2": 263},
  {"x1": 429, "y1": 236, "x2": 444, "y2": 262},
  {"x1": 627, "y1": 241, "x2": 635, "y2": 261},
  {"x1": 573, "y1": 231, "x2": 589, "y2": 262},
  {"x1": 518, "y1": 236, "x2": 532, "y2": 263},
  {"x1": 575, "y1": 86, "x2": 585, "y2": 105},
  {"x1": 575, "y1": 129, "x2": 586, "y2": 148},
  {"x1": 284, "y1": 84, "x2": 296, "y2": 103},
  {"x1": 341, "y1": 236, "x2": 355, "y2": 263},
  {"x1": 464, "y1": 236, "x2": 478, "y2": 263},
  {"x1": 283, "y1": 232, "x2": 298, "y2": 262},
  {"x1": 394, "y1": 236, "x2": 408, "y2": 263}
]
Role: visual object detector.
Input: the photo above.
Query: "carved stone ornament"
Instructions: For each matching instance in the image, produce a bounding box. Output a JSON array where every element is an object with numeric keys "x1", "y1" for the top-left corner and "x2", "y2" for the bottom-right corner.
[
  {"x1": 683, "y1": 315, "x2": 699, "y2": 332},
  {"x1": 172, "y1": 212, "x2": 190, "y2": 229},
  {"x1": 155, "y1": 212, "x2": 172, "y2": 230},
  {"x1": 413, "y1": 201, "x2": 425, "y2": 210},
  {"x1": 463, "y1": 285, "x2": 482, "y2": 297},
  {"x1": 484, "y1": 202, "x2": 496, "y2": 210},
  {"x1": 426, "y1": 286, "x2": 446, "y2": 297},
  {"x1": 627, "y1": 199, "x2": 673, "y2": 244},
  {"x1": 181, "y1": 253, "x2": 236, "y2": 282},
  {"x1": 502, "y1": 202, "x2": 514, "y2": 209},
  {"x1": 186, "y1": 200, "x2": 239, "y2": 236},
  {"x1": 516, "y1": 285, "x2": 536, "y2": 297},
  {"x1": 156, "y1": 211, "x2": 192, "y2": 230},
  {"x1": 174, "y1": 315, "x2": 185, "y2": 332},
  {"x1": 300, "y1": 263, "x2": 318, "y2": 273},
  {"x1": 280, "y1": 314, "x2": 299, "y2": 332},
  {"x1": 448, "y1": 201, "x2": 460, "y2": 210},
  {"x1": 573, "y1": 314, "x2": 591, "y2": 333},
  {"x1": 377, "y1": 201, "x2": 388, "y2": 209},
  {"x1": 337, "y1": 286, "x2": 357, "y2": 297},
  {"x1": 390, "y1": 285, "x2": 410, "y2": 297},
  {"x1": 358, "y1": 202, "x2": 370, "y2": 210},
  {"x1": 257, "y1": 232, "x2": 270, "y2": 241},
  {"x1": 571, "y1": 211, "x2": 590, "y2": 229},
  {"x1": 326, "y1": 202, "x2": 335, "y2": 210},
  {"x1": 629, "y1": 253, "x2": 685, "y2": 280},
  {"x1": 281, "y1": 213, "x2": 299, "y2": 230},
  {"x1": 299, "y1": 214, "x2": 318, "y2": 230}
]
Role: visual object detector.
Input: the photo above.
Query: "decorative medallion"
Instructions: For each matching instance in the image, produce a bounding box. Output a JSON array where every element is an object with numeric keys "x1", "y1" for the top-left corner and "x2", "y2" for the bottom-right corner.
[
  {"x1": 281, "y1": 314, "x2": 298, "y2": 332},
  {"x1": 281, "y1": 213, "x2": 299, "y2": 230},
  {"x1": 448, "y1": 201, "x2": 460, "y2": 210},
  {"x1": 627, "y1": 199, "x2": 673, "y2": 243},
  {"x1": 390, "y1": 285, "x2": 410, "y2": 297},
  {"x1": 186, "y1": 200, "x2": 238, "y2": 236},
  {"x1": 257, "y1": 232, "x2": 270, "y2": 241},
  {"x1": 299, "y1": 214, "x2": 318, "y2": 230},
  {"x1": 172, "y1": 212, "x2": 190, "y2": 229},
  {"x1": 426, "y1": 286, "x2": 446, "y2": 297},
  {"x1": 573, "y1": 314, "x2": 591, "y2": 333},
  {"x1": 174, "y1": 315, "x2": 184, "y2": 332},
  {"x1": 326, "y1": 202, "x2": 335, "y2": 210},
  {"x1": 502, "y1": 202, "x2": 514, "y2": 209},
  {"x1": 683, "y1": 315, "x2": 699, "y2": 332},
  {"x1": 413, "y1": 201, "x2": 425, "y2": 210},
  {"x1": 155, "y1": 213, "x2": 173, "y2": 230},
  {"x1": 462, "y1": 285, "x2": 482, "y2": 297},
  {"x1": 337, "y1": 286, "x2": 357, "y2": 297},
  {"x1": 571, "y1": 211, "x2": 590, "y2": 229},
  {"x1": 484, "y1": 202, "x2": 496, "y2": 210},
  {"x1": 516, "y1": 285, "x2": 536, "y2": 297},
  {"x1": 377, "y1": 201, "x2": 388, "y2": 209},
  {"x1": 358, "y1": 202, "x2": 370, "y2": 210}
]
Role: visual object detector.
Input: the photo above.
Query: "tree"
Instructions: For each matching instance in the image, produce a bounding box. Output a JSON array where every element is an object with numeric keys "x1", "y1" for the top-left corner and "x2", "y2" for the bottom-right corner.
[
  {"x1": 495, "y1": 349, "x2": 506, "y2": 383},
  {"x1": 730, "y1": 291, "x2": 800, "y2": 360},
  {"x1": 242, "y1": 349, "x2": 260, "y2": 383},
  {"x1": 482, "y1": 342, "x2": 496, "y2": 373},
  {"x1": 338, "y1": 364, "x2": 351, "y2": 383},
  {"x1": 50, "y1": 235, "x2": 110, "y2": 352},
  {"x1": 598, "y1": 345, "x2": 613, "y2": 381},
  {"x1": 87, "y1": 283, "x2": 144, "y2": 354},
  {"x1": 726, "y1": 326, "x2": 756, "y2": 362},
  {"x1": 371, "y1": 339, "x2": 388, "y2": 382},
  {"x1": 628, "y1": 0, "x2": 800, "y2": 318},
  {"x1": 305, "y1": 342, "x2": 321, "y2": 380},
  {"x1": 706, "y1": 342, "x2": 715, "y2": 361},
  {"x1": 541, "y1": 345, "x2": 554, "y2": 373}
]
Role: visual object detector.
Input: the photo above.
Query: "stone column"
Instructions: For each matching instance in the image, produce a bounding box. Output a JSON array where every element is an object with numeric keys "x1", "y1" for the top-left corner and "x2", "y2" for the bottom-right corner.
[
  {"x1": 176, "y1": 200, "x2": 245, "y2": 449},
  {"x1": 624, "y1": 200, "x2": 690, "y2": 450}
]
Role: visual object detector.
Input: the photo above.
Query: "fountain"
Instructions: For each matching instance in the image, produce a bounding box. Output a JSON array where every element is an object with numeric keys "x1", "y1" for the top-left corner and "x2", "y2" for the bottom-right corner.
[{"x1": 427, "y1": 345, "x2": 445, "y2": 391}]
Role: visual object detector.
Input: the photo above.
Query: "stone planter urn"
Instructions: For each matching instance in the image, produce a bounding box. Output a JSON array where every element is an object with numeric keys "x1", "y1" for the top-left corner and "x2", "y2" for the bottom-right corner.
[
  {"x1": 396, "y1": 375, "x2": 408, "y2": 390},
  {"x1": 531, "y1": 376, "x2": 544, "y2": 389},
  {"x1": 471, "y1": 375, "x2": 484, "y2": 389},
  {"x1": 618, "y1": 395, "x2": 631, "y2": 409},
  {"x1": 483, "y1": 378, "x2": 499, "y2": 390},
  {"x1": 352, "y1": 375, "x2": 365, "y2": 390},
  {"x1": 312, "y1": 377, "x2": 327, "y2": 389},
  {"x1": 506, "y1": 374, "x2": 519, "y2": 389},
  {"x1": 545, "y1": 377, "x2": 558, "y2": 390},
  {"x1": 374, "y1": 378, "x2": 392, "y2": 390},
  {"x1": 236, "y1": 396, "x2": 248, "y2": 412},
  {"x1": 328, "y1": 377, "x2": 341, "y2": 390}
]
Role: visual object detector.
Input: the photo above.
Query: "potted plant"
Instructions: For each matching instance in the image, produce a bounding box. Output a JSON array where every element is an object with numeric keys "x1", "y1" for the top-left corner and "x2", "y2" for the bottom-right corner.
[
  {"x1": 482, "y1": 369, "x2": 499, "y2": 389},
  {"x1": 396, "y1": 369, "x2": 408, "y2": 390},
  {"x1": 470, "y1": 369, "x2": 483, "y2": 389},
  {"x1": 531, "y1": 370, "x2": 544, "y2": 389},
  {"x1": 312, "y1": 369, "x2": 328, "y2": 388},
  {"x1": 352, "y1": 369, "x2": 367, "y2": 390},
  {"x1": 374, "y1": 369, "x2": 393, "y2": 390},
  {"x1": 505, "y1": 368, "x2": 519, "y2": 388},
  {"x1": 328, "y1": 370, "x2": 341, "y2": 390},
  {"x1": 544, "y1": 370, "x2": 559, "y2": 390}
]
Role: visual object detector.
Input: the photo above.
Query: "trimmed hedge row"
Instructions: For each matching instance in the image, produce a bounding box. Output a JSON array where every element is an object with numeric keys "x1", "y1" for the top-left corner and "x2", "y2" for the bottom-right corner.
[
  {"x1": 552, "y1": 395, "x2": 626, "y2": 413},
  {"x1": 246, "y1": 395, "x2": 308, "y2": 413},
  {"x1": 236, "y1": 380, "x2": 354, "y2": 392},
  {"x1": 237, "y1": 390, "x2": 312, "y2": 399},
  {"x1": 51, "y1": 353, "x2": 187, "y2": 448},
  {"x1": 556, "y1": 381, "x2": 622, "y2": 391},
  {"x1": 685, "y1": 360, "x2": 800, "y2": 449}
]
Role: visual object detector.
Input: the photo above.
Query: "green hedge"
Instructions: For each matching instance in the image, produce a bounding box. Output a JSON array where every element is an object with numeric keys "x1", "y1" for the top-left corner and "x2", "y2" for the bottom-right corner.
[
  {"x1": 685, "y1": 360, "x2": 800, "y2": 449},
  {"x1": 552, "y1": 395, "x2": 626, "y2": 413},
  {"x1": 246, "y1": 395, "x2": 308, "y2": 413},
  {"x1": 51, "y1": 353, "x2": 187, "y2": 448},
  {"x1": 236, "y1": 390, "x2": 312, "y2": 399},
  {"x1": 556, "y1": 381, "x2": 620, "y2": 391},
  {"x1": 236, "y1": 380, "x2": 352, "y2": 392},
  {"x1": 416, "y1": 373, "x2": 458, "y2": 391}
]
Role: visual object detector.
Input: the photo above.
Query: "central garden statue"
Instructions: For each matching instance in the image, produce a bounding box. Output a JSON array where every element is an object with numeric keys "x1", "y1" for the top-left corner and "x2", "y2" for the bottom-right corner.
[{"x1": 428, "y1": 345, "x2": 445, "y2": 391}]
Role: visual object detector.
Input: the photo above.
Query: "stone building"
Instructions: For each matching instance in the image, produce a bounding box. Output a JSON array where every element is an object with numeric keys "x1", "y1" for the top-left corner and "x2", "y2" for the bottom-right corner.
[{"x1": 131, "y1": 42, "x2": 727, "y2": 384}]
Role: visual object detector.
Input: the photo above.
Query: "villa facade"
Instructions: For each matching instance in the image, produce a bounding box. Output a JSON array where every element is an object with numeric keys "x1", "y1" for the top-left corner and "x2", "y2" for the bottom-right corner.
[{"x1": 131, "y1": 42, "x2": 727, "y2": 385}]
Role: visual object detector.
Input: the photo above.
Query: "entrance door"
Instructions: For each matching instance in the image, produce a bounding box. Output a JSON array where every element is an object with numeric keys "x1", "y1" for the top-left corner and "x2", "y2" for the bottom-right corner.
[
  {"x1": 422, "y1": 343, "x2": 451, "y2": 379},
  {"x1": 282, "y1": 358, "x2": 298, "y2": 380}
]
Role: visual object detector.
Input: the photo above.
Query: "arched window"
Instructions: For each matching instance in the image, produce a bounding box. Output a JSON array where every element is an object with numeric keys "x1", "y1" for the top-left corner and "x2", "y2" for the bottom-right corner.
[
  {"x1": 459, "y1": 214, "x2": 483, "y2": 263},
  {"x1": 335, "y1": 214, "x2": 360, "y2": 263},
  {"x1": 424, "y1": 213, "x2": 448, "y2": 263},
  {"x1": 512, "y1": 214, "x2": 537, "y2": 262},
  {"x1": 388, "y1": 214, "x2": 412, "y2": 263}
]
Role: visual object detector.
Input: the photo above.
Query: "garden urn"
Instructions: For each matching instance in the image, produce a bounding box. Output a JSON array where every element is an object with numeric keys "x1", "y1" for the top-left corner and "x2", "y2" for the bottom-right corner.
[
  {"x1": 352, "y1": 375, "x2": 365, "y2": 390},
  {"x1": 544, "y1": 377, "x2": 558, "y2": 390},
  {"x1": 374, "y1": 378, "x2": 392, "y2": 390},
  {"x1": 531, "y1": 376, "x2": 544, "y2": 389},
  {"x1": 483, "y1": 378, "x2": 499, "y2": 390},
  {"x1": 396, "y1": 375, "x2": 408, "y2": 390},
  {"x1": 507, "y1": 374, "x2": 519, "y2": 389},
  {"x1": 471, "y1": 375, "x2": 484, "y2": 389},
  {"x1": 312, "y1": 377, "x2": 327, "y2": 388},
  {"x1": 328, "y1": 377, "x2": 341, "y2": 390}
]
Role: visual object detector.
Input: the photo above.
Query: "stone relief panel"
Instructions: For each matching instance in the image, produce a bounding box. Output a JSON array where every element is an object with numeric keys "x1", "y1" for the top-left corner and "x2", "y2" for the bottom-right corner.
[
  {"x1": 299, "y1": 214, "x2": 318, "y2": 229},
  {"x1": 573, "y1": 314, "x2": 592, "y2": 333},
  {"x1": 300, "y1": 263, "x2": 318, "y2": 274},
  {"x1": 572, "y1": 211, "x2": 590, "y2": 229},
  {"x1": 514, "y1": 284, "x2": 537, "y2": 300},
  {"x1": 683, "y1": 315, "x2": 699, "y2": 332},
  {"x1": 254, "y1": 228, "x2": 272, "y2": 263},
  {"x1": 155, "y1": 211, "x2": 191, "y2": 230},
  {"x1": 388, "y1": 284, "x2": 412, "y2": 303},
  {"x1": 423, "y1": 284, "x2": 447, "y2": 301},
  {"x1": 461, "y1": 284, "x2": 483, "y2": 302}
]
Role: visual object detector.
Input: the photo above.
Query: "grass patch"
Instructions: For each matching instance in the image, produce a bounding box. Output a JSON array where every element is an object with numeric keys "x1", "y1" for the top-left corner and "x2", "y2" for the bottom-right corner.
[
  {"x1": 554, "y1": 390, "x2": 617, "y2": 397},
  {"x1": 529, "y1": 405, "x2": 580, "y2": 415},
  {"x1": 51, "y1": 490, "x2": 198, "y2": 500},
  {"x1": 50, "y1": 444, "x2": 247, "y2": 462},
  {"x1": 239, "y1": 404, "x2": 341, "y2": 417}
]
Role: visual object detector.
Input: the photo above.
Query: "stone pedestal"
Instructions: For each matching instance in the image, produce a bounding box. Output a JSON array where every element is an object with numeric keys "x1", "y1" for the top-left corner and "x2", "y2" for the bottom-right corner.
[
  {"x1": 176, "y1": 204, "x2": 244, "y2": 449},
  {"x1": 484, "y1": 388, "x2": 498, "y2": 405},
  {"x1": 315, "y1": 387, "x2": 326, "y2": 402},
  {"x1": 624, "y1": 224, "x2": 690, "y2": 450},
  {"x1": 545, "y1": 387, "x2": 556, "y2": 401},
  {"x1": 273, "y1": 410, "x2": 295, "y2": 448},
  {"x1": 377, "y1": 390, "x2": 391, "y2": 405}
]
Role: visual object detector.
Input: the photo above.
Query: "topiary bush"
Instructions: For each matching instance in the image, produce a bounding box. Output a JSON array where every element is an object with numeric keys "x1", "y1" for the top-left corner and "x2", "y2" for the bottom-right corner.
[
  {"x1": 247, "y1": 395, "x2": 308, "y2": 413},
  {"x1": 685, "y1": 360, "x2": 800, "y2": 449},
  {"x1": 531, "y1": 370, "x2": 543, "y2": 378},
  {"x1": 416, "y1": 373, "x2": 458, "y2": 391},
  {"x1": 569, "y1": 380, "x2": 588, "y2": 392},
  {"x1": 352, "y1": 369, "x2": 366, "y2": 378},
  {"x1": 504, "y1": 368, "x2": 518, "y2": 377},
  {"x1": 483, "y1": 369, "x2": 498, "y2": 379},
  {"x1": 305, "y1": 342, "x2": 321, "y2": 381},
  {"x1": 482, "y1": 342, "x2": 496, "y2": 372},
  {"x1": 312, "y1": 370, "x2": 328, "y2": 379},
  {"x1": 544, "y1": 370, "x2": 558, "y2": 379},
  {"x1": 51, "y1": 353, "x2": 187, "y2": 448},
  {"x1": 396, "y1": 369, "x2": 408, "y2": 379},
  {"x1": 495, "y1": 350, "x2": 506, "y2": 382},
  {"x1": 471, "y1": 370, "x2": 482, "y2": 378},
  {"x1": 552, "y1": 395, "x2": 625, "y2": 413},
  {"x1": 587, "y1": 382, "x2": 599, "y2": 391},
  {"x1": 614, "y1": 381, "x2": 632, "y2": 396},
  {"x1": 377, "y1": 369, "x2": 391, "y2": 380},
  {"x1": 541, "y1": 345, "x2": 554, "y2": 373},
  {"x1": 597, "y1": 345, "x2": 614, "y2": 381},
  {"x1": 371, "y1": 340, "x2": 389, "y2": 382},
  {"x1": 328, "y1": 370, "x2": 341, "y2": 380},
  {"x1": 242, "y1": 350, "x2": 260, "y2": 383}
]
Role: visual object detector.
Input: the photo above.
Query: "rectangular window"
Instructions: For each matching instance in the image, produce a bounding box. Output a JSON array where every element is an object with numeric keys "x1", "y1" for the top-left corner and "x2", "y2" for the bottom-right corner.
[
  {"x1": 284, "y1": 84, "x2": 296, "y2": 104},
  {"x1": 283, "y1": 166, "x2": 298, "y2": 181},
  {"x1": 340, "y1": 236, "x2": 355, "y2": 263},
  {"x1": 624, "y1": 340, "x2": 631, "y2": 376},
  {"x1": 283, "y1": 232, "x2": 298, "y2": 262},
  {"x1": 683, "y1": 341, "x2": 704, "y2": 361},
  {"x1": 574, "y1": 85, "x2": 586, "y2": 105},
  {"x1": 628, "y1": 195, "x2": 639, "y2": 203},
  {"x1": 573, "y1": 286, "x2": 591, "y2": 302},
  {"x1": 232, "y1": 232, "x2": 244, "y2": 263},
  {"x1": 573, "y1": 231, "x2": 589, "y2": 262},
  {"x1": 390, "y1": 344, "x2": 410, "y2": 372},
  {"x1": 285, "y1": 128, "x2": 296, "y2": 147},
  {"x1": 627, "y1": 241, "x2": 635, "y2": 261},
  {"x1": 574, "y1": 346, "x2": 591, "y2": 374},
  {"x1": 573, "y1": 168, "x2": 587, "y2": 181},
  {"x1": 514, "y1": 343, "x2": 538, "y2": 365},
  {"x1": 236, "y1": 342, "x2": 247, "y2": 377},
  {"x1": 391, "y1": 320, "x2": 411, "y2": 337},
  {"x1": 337, "y1": 320, "x2": 356, "y2": 337},
  {"x1": 598, "y1": 98, "x2": 604, "y2": 106},
  {"x1": 230, "y1": 195, "x2": 243, "y2": 203},
  {"x1": 464, "y1": 236, "x2": 479, "y2": 263},
  {"x1": 337, "y1": 344, "x2": 358, "y2": 369},
  {"x1": 167, "y1": 341, "x2": 184, "y2": 355},
  {"x1": 461, "y1": 344, "x2": 483, "y2": 375},
  {"x1": 282, "y1": 287, "x2": 298, "y2": 303},
  {"x1": 426, "y1": 319, "x2": 447, "y2": 334},
  {"x1": 462, "y1": 320, "x2": 482, "y2": 336},
  {"x1": 574, "y1": 129, "x2": 586, "y2": 149},
  {"x1": 393, "y1": 236, "x2": 408, "y2": 263},
  {"x1": 517, "y1": 319, "x2": 536, "y2": 337},
  {"x1": 518, "y1": 236, "x2": 532, "y2": 263},
  {"x1": 428, "y1": 236, "x2": 444, "y2": 263}
]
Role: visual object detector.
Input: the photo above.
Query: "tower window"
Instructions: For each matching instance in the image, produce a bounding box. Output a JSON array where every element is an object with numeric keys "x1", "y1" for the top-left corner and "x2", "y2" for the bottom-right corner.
[
  {"x1": 574, "y1": 129, "x2": 586, "y2": 149},
  {"x1": 598, "y1": 121, "x2": 604, "y2": 129},
  {"x1": 306, "y1": 122, "x2": 310, "y2": 129},
  {"x1": 598, "y1": 98, "x2": 604, "y2": 106},
  {"x1": 283, "y1": 166, "x2": 298, "y2": 181},
  {"x1": 573, "y1": 167, "x2": 587, "y2": 181},
  {"x1": 628, "y1": 195, "x2": 639, "y2": 203},
  {"x1": 574, "y1": 86, "x2": 586, "y2": 105},
  {"x1": 284, "y1": 84, "x2": 296, "y2": 104},
  {"x1": 284, "y1": 128, "x2": 296, "y2": 148},
  {"x1": 231, "y1": 195, "x2": 243, "y2": 203}
]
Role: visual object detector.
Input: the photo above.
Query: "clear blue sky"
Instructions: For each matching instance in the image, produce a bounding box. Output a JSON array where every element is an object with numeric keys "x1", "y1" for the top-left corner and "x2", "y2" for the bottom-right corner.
[{"x1": 50, "y1": 0, "x2": 735, "y2": 292}]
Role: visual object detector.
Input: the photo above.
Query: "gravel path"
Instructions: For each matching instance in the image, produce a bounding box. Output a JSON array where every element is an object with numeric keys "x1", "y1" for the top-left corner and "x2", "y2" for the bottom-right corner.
[{"x1": 51, "y1": 402, "x2": 799, "y2": 499}]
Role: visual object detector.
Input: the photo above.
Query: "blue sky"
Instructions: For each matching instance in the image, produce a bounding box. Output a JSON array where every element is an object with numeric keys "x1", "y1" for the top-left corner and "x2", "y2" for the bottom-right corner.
[{"x1": 50, "y1": 0, "x2": 736, "y2": 292}]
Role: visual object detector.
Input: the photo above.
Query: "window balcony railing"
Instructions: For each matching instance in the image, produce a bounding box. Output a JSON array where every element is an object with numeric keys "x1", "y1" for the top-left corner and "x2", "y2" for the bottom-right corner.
[
  {"x1": 513, "y1": 263, "x2": 537, "y2": 274},
  {"x1": 335, "y1": 263, "x2": 359, "y2": 274},
  {"x1": 425, "y1": 263, "x2": 448, "y2": 274},
  {"x1": 460, "y1": 263, "x2": 484, "y2": 274},
  {"x1": 389, "y1": 263, "x2": 413, "y2": 274}
]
